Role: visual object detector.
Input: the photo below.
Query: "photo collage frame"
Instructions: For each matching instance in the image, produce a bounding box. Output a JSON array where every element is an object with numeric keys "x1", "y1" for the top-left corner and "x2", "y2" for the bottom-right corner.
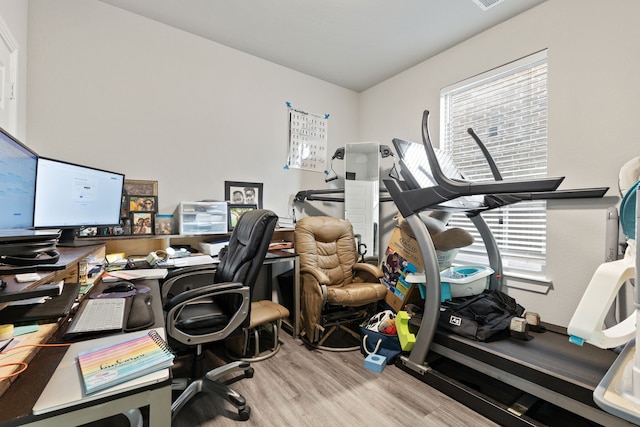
[
  {"x1": 224, "y1": 181, "x2": 263, "y2": 231},
  {"x1": 87, "y1": 179, "x2": 173, "y2": 237}
]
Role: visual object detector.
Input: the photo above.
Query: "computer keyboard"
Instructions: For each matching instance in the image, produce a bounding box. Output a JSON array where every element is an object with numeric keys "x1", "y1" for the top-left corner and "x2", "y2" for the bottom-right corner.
[{"x1": 65, "y1": 298, "x2": 126, "y2": 335}]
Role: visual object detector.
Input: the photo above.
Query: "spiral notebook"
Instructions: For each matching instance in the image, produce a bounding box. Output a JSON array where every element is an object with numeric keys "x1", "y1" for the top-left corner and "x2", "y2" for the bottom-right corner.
[{"x1": 77, "y1": 329, "x2": 174, "y2": 394}]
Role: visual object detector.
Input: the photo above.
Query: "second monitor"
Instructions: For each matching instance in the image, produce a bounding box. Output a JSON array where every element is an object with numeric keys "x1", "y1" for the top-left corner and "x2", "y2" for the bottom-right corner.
[{"x1": 33, "y1": 157, "x2": 124, "y2": 247}]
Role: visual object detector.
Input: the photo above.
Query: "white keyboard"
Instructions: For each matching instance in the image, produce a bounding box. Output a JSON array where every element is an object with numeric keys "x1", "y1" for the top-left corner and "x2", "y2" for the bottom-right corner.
[{"x1": 66, "y1": 298, "x2": 126, "y2": 334}]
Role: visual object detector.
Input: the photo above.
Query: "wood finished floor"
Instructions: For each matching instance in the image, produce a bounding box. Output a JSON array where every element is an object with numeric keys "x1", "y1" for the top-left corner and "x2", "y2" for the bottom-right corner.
[{"x1": 172, "y1": 331, "x2": 499, "y2": 427}]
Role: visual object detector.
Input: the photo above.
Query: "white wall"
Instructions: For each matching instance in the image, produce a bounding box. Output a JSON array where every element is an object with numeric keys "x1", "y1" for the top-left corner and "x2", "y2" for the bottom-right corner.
[
  {"x1": 25, "y1": 0, "x2": 357, "y2": 221},
  {"x1": 359, "y1": 0, "x2": 640, "y2": 326},
  {"x1": 22, "y1": 0, "x2": 640, "y2": 326},
  {"x1": 0, "y1": 0, "x2": 28, "y2": 140}
]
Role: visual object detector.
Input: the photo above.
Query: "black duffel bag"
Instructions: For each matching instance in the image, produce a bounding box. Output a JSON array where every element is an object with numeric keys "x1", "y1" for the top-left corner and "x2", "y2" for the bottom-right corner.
[{"x1": 438, "y1": 289, "x2": 525, "y2": 342}]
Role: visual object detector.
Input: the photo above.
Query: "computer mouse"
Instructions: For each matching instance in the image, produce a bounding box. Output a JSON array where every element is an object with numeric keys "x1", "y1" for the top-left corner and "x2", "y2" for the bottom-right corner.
[{"x1": 103, "y1": 281, "x2": 136, "y2": 293}]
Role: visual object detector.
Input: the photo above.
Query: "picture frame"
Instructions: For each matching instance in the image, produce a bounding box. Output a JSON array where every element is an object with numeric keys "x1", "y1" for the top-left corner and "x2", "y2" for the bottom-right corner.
[
  {"x1": 98, "y1": 223, "x2": 127, "y2": 236},
  {"x1": 78, "y1": 227, "x2": 98, "y2": 237},
  {"x1": 128, "y1": 195, "x2": 157, "y2": 212},
  {"x1": 131, "y1": 212, "x2": 154, "y2": 235},
  {"x1": 120, "y1": 195, "x2": 129, "y2": 219},
  {"x1": 228, "y1": 204, "x2": 257, "y2": 231},
  {"x1": 155, "y1": 214, "x2": 174, "y2": 235},
  {"x1": 225, "y1": 181, "x2": 263, "y2": 209},
  {"x1": 123, "y1": 179, "x2": 158, "y2": 196}
]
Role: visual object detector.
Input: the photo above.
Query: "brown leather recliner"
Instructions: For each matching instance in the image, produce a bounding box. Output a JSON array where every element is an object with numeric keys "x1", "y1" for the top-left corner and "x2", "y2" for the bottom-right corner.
[{"x1": 294, "y1": 216, "x2": 387, "y2": 348}]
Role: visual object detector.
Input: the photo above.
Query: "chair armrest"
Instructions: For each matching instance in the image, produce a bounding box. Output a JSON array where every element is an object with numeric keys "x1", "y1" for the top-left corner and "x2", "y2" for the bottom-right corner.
[
  {"x1": 161, "y1": 267, "x2": 218, "y2": 301},
  {"x1": 300, "y1": 266, "x2": 330, "y2": 284},
  {"x1": 353, "y1": 262, "x2": 384, "y2": 281},
  {"x1": 164, "y1": 282, "x2": 250, "y2": 346},
  {"x1": 163, "y1": 281, "x2": 245, "y2": 311}
]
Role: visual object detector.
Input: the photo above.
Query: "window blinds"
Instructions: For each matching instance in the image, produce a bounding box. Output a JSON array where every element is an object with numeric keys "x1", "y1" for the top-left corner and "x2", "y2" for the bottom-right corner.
[{"x1": 440, "y1": 51, "x2": 548, "y2": 276}]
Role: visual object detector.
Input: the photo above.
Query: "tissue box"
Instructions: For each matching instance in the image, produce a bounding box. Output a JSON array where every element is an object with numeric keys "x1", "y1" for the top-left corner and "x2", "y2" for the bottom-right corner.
[{"x1": 364, "y1": 354, "x2": 387, "y2": 373}]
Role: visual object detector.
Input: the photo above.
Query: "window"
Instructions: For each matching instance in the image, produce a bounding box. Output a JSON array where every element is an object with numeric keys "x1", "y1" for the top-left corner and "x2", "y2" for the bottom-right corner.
[{"x1": 439, "y1": 50, "x2": 548, "y2": 279}]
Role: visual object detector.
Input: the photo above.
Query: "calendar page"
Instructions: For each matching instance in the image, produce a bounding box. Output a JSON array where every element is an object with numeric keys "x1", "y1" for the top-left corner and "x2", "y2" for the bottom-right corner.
[{"x1": 287, "y1": 107, "x2": 328, "y2": 172}]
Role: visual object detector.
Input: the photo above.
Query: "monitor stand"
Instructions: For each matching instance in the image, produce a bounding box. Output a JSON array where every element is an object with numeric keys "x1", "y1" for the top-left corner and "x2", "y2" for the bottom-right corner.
[{"x1": 56, "y1": 228, "x2": 104, "y2": 248}]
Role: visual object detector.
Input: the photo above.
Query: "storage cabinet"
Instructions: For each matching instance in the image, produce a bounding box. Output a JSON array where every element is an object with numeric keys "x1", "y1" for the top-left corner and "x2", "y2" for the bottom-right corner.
[{"x1": 174, "y1": 201, "x2": 228, "y2": 235}]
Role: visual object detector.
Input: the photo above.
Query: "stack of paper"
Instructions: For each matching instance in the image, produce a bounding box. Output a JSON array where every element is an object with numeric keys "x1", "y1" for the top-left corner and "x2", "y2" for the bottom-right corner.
[{"x1": 101, "y1": 269, "x2": 169, "y2": 282}]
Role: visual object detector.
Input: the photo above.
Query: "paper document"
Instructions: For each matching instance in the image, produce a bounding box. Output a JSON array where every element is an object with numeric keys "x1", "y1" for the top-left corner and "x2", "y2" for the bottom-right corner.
[
  {"x1": 102, "y1": 269, "x2": 168, "y2": 282},
  {"x1": 169, "y1": 254, "x2": 217, "y2": 268},
  {"x1": 15, "y1": 273, "x2": 42, "y2": 283}
]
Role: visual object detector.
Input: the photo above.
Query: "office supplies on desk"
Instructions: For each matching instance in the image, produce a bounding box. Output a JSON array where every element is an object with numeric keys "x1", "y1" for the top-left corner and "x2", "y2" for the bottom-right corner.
[
  {"x1": 0, "y1": 283, "x2": 80, "y2": 325},
  {"x1": 169, "y1": 254, "x2": 216, "y2": 268},
  {"x1": 77, "y1": 329, "x2": 174, "y2": 394},
  {"x1": 103, "y1": 281, "x2": 135, "y2": 294},
  {"x1": 124, "y1": 293, "x2": 154, "y2": 332},
  {"x1": 0, "y1": 337, "x2": 14, "y2": 352},
  {"x1": 14, "y1": 272, "x2": 42, "y2": 283},
  {"x1": 0, "y1": 324, "x2": 13, "y2": 340},
  {"x1": 64, "y1": 298, "x2": 126, "y2": 339},
  {"x1": 0, "y1": 283, "x2": 61, "y2": 304},
  {"x1": 13, "y1": 324, "x2": 38, "y2": 335}
]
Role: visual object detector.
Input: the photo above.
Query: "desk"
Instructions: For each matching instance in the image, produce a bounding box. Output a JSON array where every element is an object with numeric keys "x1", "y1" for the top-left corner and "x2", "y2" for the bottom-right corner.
[
  {"x1": 0, "y1": 245, "x2": 105, "y2": 311},
  {"x1": 0, "y1": 245, "x2": 105, "y2": 397},
  {"x1": 263, "y1": 250, "x2": 300, "y2": 337},
  {"x1": 161, "y1": 250, "x2": 301, "y2": 337},
  {"x1": 100, "y1": 231, "x2": 301, "y2": 336},
  {"x1": 0, "y1": 279, "x2": 171, "y2": 427}
]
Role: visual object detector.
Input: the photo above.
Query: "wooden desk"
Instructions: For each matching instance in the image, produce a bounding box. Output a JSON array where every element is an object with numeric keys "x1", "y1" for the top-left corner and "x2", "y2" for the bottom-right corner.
[
  {"x1": 100, "y1": 233, "x2": 301, "y2": 337},
  {"x1": 0, "y1": 279, "x2": 170, "y2": 427},
  {"x1": 0, "y1": 245, "x2": 105, "y2": 398},
  {"x1": 0, "y1": 245, "x2": 105, "y2": 310}
]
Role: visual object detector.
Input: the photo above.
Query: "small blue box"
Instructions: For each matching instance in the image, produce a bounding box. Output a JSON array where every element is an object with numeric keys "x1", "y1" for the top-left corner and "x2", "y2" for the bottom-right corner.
[{"x1": 364, "y1": 354, "x2": 387, "y2": 373}]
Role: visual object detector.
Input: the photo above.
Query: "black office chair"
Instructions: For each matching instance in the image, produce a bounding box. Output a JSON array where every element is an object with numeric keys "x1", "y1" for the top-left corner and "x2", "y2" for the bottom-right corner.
[{"x1": 163, "y1": 209, "x2": 278, "y2": 421}]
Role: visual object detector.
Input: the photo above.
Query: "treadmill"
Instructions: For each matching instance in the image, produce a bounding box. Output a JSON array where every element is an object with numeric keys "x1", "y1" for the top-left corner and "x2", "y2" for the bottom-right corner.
[{"x1": 384, "y1": 110, "x2": 630, "y2": 426}]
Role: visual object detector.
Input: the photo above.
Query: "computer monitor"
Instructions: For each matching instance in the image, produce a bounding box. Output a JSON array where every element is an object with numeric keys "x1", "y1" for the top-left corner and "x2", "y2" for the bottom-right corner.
[
  {"x1": 0, "y1": 127, "x2": 38, "y2": 229},
  {"x1": 33, "y1": 157, "x2": 125, "y2": 246}
]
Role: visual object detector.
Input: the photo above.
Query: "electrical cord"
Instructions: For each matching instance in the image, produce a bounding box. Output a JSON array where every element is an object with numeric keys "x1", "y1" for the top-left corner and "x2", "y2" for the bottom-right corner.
[{"x1": 0, "y1": 342, "x2": 71, "y2": 379}]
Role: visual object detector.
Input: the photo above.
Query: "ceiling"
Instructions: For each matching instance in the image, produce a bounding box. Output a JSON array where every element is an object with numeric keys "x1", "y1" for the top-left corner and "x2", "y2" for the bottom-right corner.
[{"x1": 99, "y1": 0, "x2": 546, "y2": 93}]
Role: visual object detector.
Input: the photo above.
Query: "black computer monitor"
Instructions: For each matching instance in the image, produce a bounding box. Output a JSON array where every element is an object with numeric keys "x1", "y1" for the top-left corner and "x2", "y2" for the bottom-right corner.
[
  {"x1": 33, "y1": 157, "x2": 125, "y2": 246},
  {"x1": 0, "y1": 127, "x2": 38, "y2": 229}
]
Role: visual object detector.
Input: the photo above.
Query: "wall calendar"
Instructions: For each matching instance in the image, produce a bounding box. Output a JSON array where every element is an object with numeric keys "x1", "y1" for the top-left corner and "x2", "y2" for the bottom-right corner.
[{"x1": 287, "y1": 106, "x2": 328, "y2": 173}]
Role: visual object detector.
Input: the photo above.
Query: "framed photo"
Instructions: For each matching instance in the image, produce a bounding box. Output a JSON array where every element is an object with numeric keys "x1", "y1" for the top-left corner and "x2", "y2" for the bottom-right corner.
[
  {"x1": 124, "y1": 179, "x2": 158, "y2": 196},
  {"x1": 98, "y1": 224, "x2": 127, "y2": 236},
  {"x1": 228, "y1": 204, "x2": 257, "y2": 231},
  {"x1": 128, "y1": 195, "x2": 157, "y2": 212},
  {"x1": 79, "y1": 227, "x2": 98, "y2": 237},
  {"x1": 225, "y1": 181, "x2": 263, "y2": 208},
  {"x1": 131, "y1": 212, "x2": 154, "y2": 235},
  {"x1": 120, "y1": 195, "x2": 129, "y2": 219},
  {"x1": 155, "y1": 214, "x2": 174, "y2": 235}
]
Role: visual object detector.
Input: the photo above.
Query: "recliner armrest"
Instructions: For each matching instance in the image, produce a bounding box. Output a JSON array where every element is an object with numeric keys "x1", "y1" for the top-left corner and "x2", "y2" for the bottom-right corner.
[
  {"x1": 300, "y1": 266, "x2": 330, "y2": 284},
  {"x1": 353, "y1": 263, "x2": 383, "y2": 279}
]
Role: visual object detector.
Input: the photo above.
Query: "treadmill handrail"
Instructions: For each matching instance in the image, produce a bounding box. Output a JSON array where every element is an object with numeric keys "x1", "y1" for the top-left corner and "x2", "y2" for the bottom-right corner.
[
  {"x1": 420, "y1": 110, "x2": 565, "y2": 195},
  {"x1": 467, "y1": 127, "x2": 503, "y2": 181}
]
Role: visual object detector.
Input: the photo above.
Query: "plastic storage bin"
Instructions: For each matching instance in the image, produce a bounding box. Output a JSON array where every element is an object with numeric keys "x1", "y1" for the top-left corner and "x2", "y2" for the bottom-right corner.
[
  {"x1": 440, "y1": 266, "x2": 494, "y2": 298},
  {"x1": 174, "y1": 201, "x2": 228, "y2": 235}
]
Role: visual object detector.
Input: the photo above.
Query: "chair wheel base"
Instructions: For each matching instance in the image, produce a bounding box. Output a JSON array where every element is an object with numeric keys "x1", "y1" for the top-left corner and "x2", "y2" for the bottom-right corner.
[
  {"x1": 244, "y1": 367, "x2": 255, "y2": 378},
  {"x1": 238, "y1": 406, "x2": 251, "y2": 421}
]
